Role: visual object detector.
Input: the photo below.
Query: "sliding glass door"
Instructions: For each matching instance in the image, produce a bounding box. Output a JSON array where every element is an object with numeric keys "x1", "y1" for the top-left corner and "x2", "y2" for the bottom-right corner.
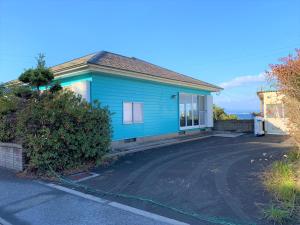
[{"x1": 179, "y1": 93, "x2": 206, "y2": 129}]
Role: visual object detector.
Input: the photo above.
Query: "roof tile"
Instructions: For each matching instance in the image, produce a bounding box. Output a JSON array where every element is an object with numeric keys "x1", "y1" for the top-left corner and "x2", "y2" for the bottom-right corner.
[{"x1": 51, "y1": 51, "x2": 221, "y2": 90}]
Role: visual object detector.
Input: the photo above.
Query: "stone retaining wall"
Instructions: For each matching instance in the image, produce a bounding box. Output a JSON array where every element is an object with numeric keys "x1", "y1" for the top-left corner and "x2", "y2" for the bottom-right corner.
[
  {"x1": 0, "y1": 143, "x2": 24, "y2": 171},
  {"x1": 214, "y1": 120, "x2": 254, "y2": 133}
]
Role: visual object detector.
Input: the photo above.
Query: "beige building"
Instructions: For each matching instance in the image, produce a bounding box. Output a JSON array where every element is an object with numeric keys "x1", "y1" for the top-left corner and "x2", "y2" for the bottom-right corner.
[{"x1": 257, "y1": 90, "x2": 289, "y2": 135}]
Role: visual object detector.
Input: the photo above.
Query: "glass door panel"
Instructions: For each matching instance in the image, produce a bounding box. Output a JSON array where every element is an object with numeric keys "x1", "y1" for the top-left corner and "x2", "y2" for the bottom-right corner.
[
  {"x1": 180, "y1": 93, "x2": 204, "y2": 129},
  {"x1": 186, "y1": 95, "x2": 193, "y2": 126},
  {"x1": 193, "y1": 95, "x2": 199, "y2": 126},
  {"x1": 199, "y1": 96, "x2": 206, "y2": 125},
  {"x1": 186, "y1": 104, "x2": 193, "y2": 126},
  {"x1": 180, "y1": 103, "x2": 186, "y2": 127}
]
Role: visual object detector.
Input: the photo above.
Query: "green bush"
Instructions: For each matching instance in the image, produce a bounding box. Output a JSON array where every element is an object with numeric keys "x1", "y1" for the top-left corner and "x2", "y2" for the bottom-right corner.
[
  {"x1": 213, "y1": 104, "x2": 238, "y2": 120},
  {"x1": 17, "y1": 90, "x2": 112, "y2": 173},
  {"x1": 1, "y1": 55, "x2": 112, "y2": 175},
  {"x1": 0, "y1": 91, "x2": 18, "y2": 115},
  {"x1": 0, "y1": 114, "x2": 16, "y2": 142},
  {"x1": 0, "y1": 85, "x2": 25, "y2": 142}
]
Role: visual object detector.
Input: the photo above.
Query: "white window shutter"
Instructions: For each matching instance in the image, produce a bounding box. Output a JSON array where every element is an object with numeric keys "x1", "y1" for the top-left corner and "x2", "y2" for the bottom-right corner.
[
  {"x1": 133, "y1": 102, "x2": 144, "y2": 123},
  {"x1": 206, "y1": 95, "x2": 213, "y2": 127},
  {"x1": 123, "y1": 102, "x2": 133, "y2": 124}
]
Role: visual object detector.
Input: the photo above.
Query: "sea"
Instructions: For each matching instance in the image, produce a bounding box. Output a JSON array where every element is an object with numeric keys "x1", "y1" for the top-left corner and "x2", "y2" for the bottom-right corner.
[{"x1": 228, "y1": 113, "x2": 254, "y2": 120}]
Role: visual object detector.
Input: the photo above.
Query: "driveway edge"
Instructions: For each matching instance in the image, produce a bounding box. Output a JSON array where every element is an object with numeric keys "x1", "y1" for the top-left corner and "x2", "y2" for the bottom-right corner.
[
  {"x1": 42, "y1": 182, "x2": 189, "y2": 225},
  {"x1": 107, "y1": 135, "x2": 214, "y2": 158}
]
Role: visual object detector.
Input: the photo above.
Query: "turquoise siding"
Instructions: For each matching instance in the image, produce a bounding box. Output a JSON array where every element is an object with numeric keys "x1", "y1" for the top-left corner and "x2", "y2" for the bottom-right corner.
[
  {"x1": 91, "y1": 72, "x2": 210, "y2": 141},
  {"x1": 56, "y1": 72, "x2": 211, "y2": 141},
  {"x1": 54, "y1": 74, "x2": 93, "y2": 87},
  {"x1": 40, "y1": 74, "x2": 93, "y2": 91}
]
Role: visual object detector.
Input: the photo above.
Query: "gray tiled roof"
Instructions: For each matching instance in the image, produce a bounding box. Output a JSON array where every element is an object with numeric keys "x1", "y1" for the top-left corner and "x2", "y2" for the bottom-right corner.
[{"x1": 51, "y1": 51, "x2": 221, "y2": 90}]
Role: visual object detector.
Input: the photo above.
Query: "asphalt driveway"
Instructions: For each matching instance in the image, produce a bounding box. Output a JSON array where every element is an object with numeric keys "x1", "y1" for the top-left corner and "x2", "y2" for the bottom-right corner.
[
  {"x1": 79, "y1": 134, "x2": 290, "y2": 225},
  {"x1": 0, "y1": 168, "x2": 178, "y2": 225}
]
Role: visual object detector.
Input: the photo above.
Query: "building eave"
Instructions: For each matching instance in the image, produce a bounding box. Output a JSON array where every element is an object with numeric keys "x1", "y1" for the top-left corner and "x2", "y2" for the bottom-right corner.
[{"x1": 53, "y1": 64, "x2": 222, "y2": 92}]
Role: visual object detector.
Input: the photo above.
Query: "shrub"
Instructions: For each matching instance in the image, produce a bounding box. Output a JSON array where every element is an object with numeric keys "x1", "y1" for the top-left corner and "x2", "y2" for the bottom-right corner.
[
  {"x1": 0, "y1": 89, "x2": 18, "y2": 115},
  {"x1": 19, "y1": 53, "x2": 54, "y2": 92},
  {"x1": 213, "y1": 104, "x2": 238, "y2": 120},
  {"x1": 287, "y1": 150, "x2": 300, "y2": 163},
  {"x1": 17, "y1": 90, "x2": 112, "y2": 174},
  {"x1": 268, "y1": 50, "x2": 300, "y2": 150},
  {"x1": 0, "y1": 114, "x2": 16, "y2": 142},
  {"x1": 0, "y1": 85, "x2": 28, "y2": 142},
  {"x1": 1, "y1": 55, "x2": 112, "y2": 175}
]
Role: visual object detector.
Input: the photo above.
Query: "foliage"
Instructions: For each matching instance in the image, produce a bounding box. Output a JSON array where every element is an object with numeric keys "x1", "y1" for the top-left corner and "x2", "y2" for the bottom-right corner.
[
  {"x1": 1, "y1": 54, "x2": 112, "y2": 175},
  {"x1": 264, "y1": 49, "x2": 300, "y2": 224},
  {"x1": 265, "y1": 161, "x2": 296, "y2": 202},
  {"x1": 0, "y1": 91, "x2": 18, "y2": 114},
  {"x1": 19, "y1": 53, "x2": 54, "y2": 92},
  {"x1": 17, "y1": 90, "x2": 112, "y2": 174},
  {"x1": 264, "y1": 205, "x2": 290, "y2": 225},
  {"x1": 213, "y1": 104, "x2": 238, "y2": 120},
  {"x1": 268, "y1": 50, "x2": 300, "y2": 149},
  {"x1": 0, "y1": 114, "x2": 16, "y2": 143},
  {"x1": 49, "y1": 82, "x2": 62, "y2": 93},
  {"x1": 263, "y1": 153, "x2": 300, "y2": 224},
  {"x1": 0, "y1": 83, "x2": 4, "y2": 96},
  {"x1": 0, "y1": 85, "x2": 31, "y2": 142}
]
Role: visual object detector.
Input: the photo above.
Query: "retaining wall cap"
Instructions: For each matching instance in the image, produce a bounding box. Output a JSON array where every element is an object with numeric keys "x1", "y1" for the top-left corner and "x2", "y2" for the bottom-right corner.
[{"x1": 0, "y1": 142, "x2": 22, "y2": 148}]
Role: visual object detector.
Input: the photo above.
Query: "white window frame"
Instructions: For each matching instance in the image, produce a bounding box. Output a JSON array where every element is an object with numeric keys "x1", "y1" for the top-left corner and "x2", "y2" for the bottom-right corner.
[
  {"x1": 179, "y1": 93, "x2": 207, "y2": 130},
  {"x1": 123, "y1": 102, "x2": 144, "y2": 124}
]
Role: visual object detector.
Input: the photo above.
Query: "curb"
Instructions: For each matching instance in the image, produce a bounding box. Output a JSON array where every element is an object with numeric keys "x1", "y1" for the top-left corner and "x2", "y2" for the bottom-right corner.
[
  {"x1": 43, "y1": 182, "x2": 189, "y2": 225},
  {"x1": 106, "y1": 135, "x2": 214, "y2": 158}
]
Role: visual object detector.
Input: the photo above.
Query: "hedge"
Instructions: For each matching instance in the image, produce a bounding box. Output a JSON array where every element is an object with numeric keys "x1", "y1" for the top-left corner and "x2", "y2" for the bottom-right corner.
[{"x1": 0, "y1": 88, "x2": 112, "y2": 174}]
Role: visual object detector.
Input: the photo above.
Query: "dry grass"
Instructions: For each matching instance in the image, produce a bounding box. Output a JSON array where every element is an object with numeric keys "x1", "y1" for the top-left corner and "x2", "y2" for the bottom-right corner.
[{"x1": 263, "y1": 150, "x2": 300, "y2": 224}]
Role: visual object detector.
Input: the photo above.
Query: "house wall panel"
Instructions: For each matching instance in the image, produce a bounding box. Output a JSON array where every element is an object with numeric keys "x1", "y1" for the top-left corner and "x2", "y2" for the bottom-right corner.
[{"x1": 91, "y1": 72, "x2": 211, "y2": 141}]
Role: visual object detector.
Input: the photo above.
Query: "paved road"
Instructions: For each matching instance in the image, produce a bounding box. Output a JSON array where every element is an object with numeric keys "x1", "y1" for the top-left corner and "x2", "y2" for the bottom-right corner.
[
  {"x1": 0, "y1": 168, "x2": 183, "y2": 225},
  {"x1": 81, "y1": 134, "x2": 290, "y2": 225}
]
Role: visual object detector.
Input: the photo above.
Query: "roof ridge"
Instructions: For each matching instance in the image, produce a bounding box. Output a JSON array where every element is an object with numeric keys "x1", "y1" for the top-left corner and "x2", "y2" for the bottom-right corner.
[
  {"x1": 100, "y1": 51, "x2": 184, "y2": 75},
  {"x1": 98, "y1": 50, "x2": 136, "y2": 60},
  {"x1": 114, "y1": 54, "x2": 220, "y2": 88},
  {"x1": 50, "y1": 50, "x2": 222, "y2": 91},
  {"x1": 99, "y1": 51, "x2": 219, "y2": 88},
  {"x1": 87, "y1": 51, "x2": 107, "y2": 64}
]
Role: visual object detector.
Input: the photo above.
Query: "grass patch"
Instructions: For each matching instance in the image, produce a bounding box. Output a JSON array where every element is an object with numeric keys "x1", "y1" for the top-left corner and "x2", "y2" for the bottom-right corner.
[
  {"x1": 265, "y1": 161, "x2": 296, "y2": 202},
  {"x1": 264, "y1": 205, "x2": 290, "y2": 225},
  {"x1": 263, "y1": 150, "x2": 300, "y2": 224}
]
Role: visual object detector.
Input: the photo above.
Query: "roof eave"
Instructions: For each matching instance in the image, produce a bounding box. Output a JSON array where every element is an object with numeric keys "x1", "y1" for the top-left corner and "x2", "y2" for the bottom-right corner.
[
  {"x1": 52, "y1": 64, "x2": 222, "y2": 92},
  {"x1": 51, "y1": 64, "x2": 89, "y2": 76},
  {"x1": 88, "y1": 64, "x2": 222, "y2": 92}
]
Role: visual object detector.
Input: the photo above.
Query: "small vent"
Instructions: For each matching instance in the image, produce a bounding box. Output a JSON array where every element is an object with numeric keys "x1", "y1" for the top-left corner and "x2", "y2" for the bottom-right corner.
[{"x1": 124, "y1": 138, "x2": 137, "y2": 143}]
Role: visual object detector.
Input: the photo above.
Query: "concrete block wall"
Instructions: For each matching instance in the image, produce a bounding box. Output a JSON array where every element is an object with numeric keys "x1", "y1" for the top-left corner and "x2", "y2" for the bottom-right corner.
[
  {"x1": 0, "y1": 143, "x2": 24, "y2": 171},
  {"x1": 214, "y1": 120, "x2": 254, "y2": 133}
]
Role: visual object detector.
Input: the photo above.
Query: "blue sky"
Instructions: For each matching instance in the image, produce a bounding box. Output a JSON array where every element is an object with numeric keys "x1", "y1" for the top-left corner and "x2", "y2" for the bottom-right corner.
[{"x1": 0, "y1": 0, "x2": 299, "y2": 112}]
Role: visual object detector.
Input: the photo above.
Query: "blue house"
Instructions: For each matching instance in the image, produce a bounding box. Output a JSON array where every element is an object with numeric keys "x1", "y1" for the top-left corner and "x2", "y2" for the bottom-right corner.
[{"x1": 51, "y1": 51, "x2": 222, "y2": 146}]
